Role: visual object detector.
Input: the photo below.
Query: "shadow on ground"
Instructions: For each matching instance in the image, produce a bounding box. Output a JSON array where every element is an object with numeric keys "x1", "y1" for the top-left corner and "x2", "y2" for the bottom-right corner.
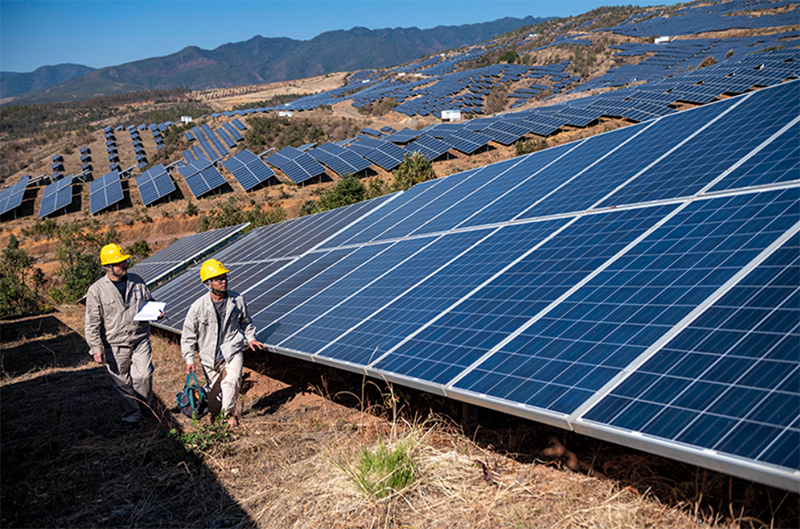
[{"x1": 0, "y1": 315, "x2": 253, "y2": 529}]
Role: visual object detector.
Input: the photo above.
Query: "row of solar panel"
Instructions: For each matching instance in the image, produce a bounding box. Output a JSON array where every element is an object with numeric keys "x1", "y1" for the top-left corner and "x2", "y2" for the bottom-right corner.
[{"x1": 145, "y1": 81, "x2": 799, "y2": 492}]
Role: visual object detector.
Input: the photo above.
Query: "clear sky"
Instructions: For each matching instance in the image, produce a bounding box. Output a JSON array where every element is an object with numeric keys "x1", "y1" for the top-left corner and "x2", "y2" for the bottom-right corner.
[{"x1": 2, "y1": 0, "x2": 674, "y2": 73}]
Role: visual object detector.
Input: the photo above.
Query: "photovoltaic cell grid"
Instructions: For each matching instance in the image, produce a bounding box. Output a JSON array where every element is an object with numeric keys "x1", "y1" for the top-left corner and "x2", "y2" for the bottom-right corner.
[
  {"x1": 148, "y1": 81, "x2": 800, "y2": 491},
  {"x1": 135, "y1": 164, "x2": 177, "y2": 206},
  {"x1": 152, "y1": 194, "x2": 397, "y2": 333},
  {"x1": 221, "y1": 149, "x2": 275, "y2": 191},
  {"x1": 0, "y1": 175, "x2": 30, "y2": 217},
  {"x1": 130, "y1": 223, "x2": 248, "y2": 286},
  {"x1": 89, "y1": 170, "x2": 124, "y2": 214},
  {"x1": 264, "y1": 147, "x2": 327, "y2": 184},
  {"x1": 309, "y1": 143, "x2": 372, "y2": 176},
  {"x1": 38, "y1": 174, "x2": 74, "y2": 218}
]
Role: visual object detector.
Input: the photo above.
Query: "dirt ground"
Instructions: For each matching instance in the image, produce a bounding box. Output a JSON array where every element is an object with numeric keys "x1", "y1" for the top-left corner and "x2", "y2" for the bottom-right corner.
[{"x1": 1, "y1": 306, "x2": 797, "y2": 529}]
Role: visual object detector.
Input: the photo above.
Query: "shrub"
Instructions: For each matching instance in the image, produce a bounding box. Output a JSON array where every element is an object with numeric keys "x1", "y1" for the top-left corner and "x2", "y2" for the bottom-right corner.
[
  {"x1": 392, "y1": 152, "x2": 436, "y2": 192},
  {"x1": 199, "y1": 197, "x2": 286, "y2": 232},
  {"x1": 49, "y1": 221, "x2": 119, "y2": 304},
  {"x1": 0, "y1": 235, "x2": 45, "y2": 318},
  {"x1": 514, "y1": 138, "x2": 547, "y2": 156},
  {"x1": 185, "y1": 199, "x2": 198, "y2": 216}
]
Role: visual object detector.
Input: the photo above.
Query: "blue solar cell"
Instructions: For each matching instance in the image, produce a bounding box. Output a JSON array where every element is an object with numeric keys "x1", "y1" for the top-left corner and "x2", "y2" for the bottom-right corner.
[
  {"x1": 298, "y1": 220, "x2": 569, "y2": 364},
  {"x1": 583, "y1": 232, "x2": 799, "y2": 471},
  {"x1": 135, "y1": 164, "x2": 176, "y2": 206},
  {"x1": 264, "y1": 147, "x2": 327, "y2": 184},
  {"x1": 451, "y1": 188, "x2": 798, "y2": 415},
  {"x1": 90, "y1": 170, "x2": 124, "y2": 214},
  {"x1": 39, "y1": 174, "x2": 74, "y2": 218},
  {"x1": 222, "y1": 149, "x2": 275, "y2": 191},
  {"x1": 185, "y1": 166, "x2": 227, "y2": 198},
  {"x1": 598, "y1": 81, "x2": 800, "y2": 207},
  {"x1": 375, "y1": 204, "x2": 676, "y2": 387},
  {"x1": 710, "y1": 120, "x2": 799, "y2": 192},
  {"x1": 256, "y1": 240, "x2": 428, "y2": 346},
  {"x1": 459, "y1": 122, "x2": 652, "y2": 228},
  {"x1": 0, "y1": 175, "x2": 30, "y2": 216}
]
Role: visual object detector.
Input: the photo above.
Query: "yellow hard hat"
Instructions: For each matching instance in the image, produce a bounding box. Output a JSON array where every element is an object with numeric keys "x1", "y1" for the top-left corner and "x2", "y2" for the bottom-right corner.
[
  {"x1": 100, "y1": 243, "x2": 131, "y2": 265},
  {"x1": 199, "y1": 259, "x2": 230, "y2": 283}
]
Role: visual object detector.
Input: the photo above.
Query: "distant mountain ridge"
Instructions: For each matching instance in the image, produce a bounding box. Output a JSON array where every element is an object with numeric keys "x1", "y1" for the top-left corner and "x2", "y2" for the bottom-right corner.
[
  {"x1": 1, "y1": 64, "x2": 96, "y2": 98},
  {"x1": 4, "y1": 16, "x2": 547, "y2": 105}
]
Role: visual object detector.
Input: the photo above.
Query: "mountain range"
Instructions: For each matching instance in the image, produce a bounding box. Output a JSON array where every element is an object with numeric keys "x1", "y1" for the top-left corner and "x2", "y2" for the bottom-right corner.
[{"x1": 1, "y1": 16, "x2": 547, "y2": 105}]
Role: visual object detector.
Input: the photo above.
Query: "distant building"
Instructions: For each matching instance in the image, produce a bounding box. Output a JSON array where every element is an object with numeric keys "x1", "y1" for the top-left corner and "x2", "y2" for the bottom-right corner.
[
  {"x1": 181, "y1": 116, "x2": 193, "y2": 123},
  {"x1": 441, "y1": 110, "x2": 461, "y2": 122},
  {"x1": 278, "y1": 111, "x2": 293, "y2": 117},
  {"x1": 654, "y1": 36, "x2": 671, "y2": 44}
]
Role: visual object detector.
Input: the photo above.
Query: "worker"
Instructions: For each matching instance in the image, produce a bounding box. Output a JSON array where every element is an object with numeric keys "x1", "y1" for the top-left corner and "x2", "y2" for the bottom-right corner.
[
  {"x1": 85, "y1": 243, "x2": 161, "y2": 430},
  {"x1": 181, "y1": 259, "x2": 265, "y2": 428}
]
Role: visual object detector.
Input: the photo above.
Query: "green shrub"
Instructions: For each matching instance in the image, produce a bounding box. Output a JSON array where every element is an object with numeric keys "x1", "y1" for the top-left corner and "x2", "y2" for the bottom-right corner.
[
  {"x1": 514, "y1": 138, "x2": 547, "y2": 156},
  {"x1": 0, "y1": 235, "x2": 45, "y2": 318},
  {"x1": 170, "y1": 414, "x2": 234, "y2": 452},
  {"x1": 48, "y1": 221, "x2": 119, "y2": 304},
  {"x1": 392, "y1": 152, "x2": 436, "y2": 192},
  {"x1": 199, "y1": 197, "x2": 286, "y2": 232}
]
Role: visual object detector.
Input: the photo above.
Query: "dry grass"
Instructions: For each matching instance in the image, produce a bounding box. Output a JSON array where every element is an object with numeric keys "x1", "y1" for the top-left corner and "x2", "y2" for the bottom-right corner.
[{"x1": 1, "y1": 305, "x2": 797, "y2": 529}]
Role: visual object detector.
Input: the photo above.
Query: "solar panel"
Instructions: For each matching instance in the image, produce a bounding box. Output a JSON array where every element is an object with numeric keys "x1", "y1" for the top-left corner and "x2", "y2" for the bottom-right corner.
[
  {"x1": 89, "y1": 170, "x2": 124, "y2": 214},
  {"x1": 264, "y1": 147, "x2": 327, "y2": 184},
  {"x1": 38, "y1": 174, "x2": 74, "y2": 218},
  {"x1": 130, "y1": 223, "x2": 248, "y2": 286},
  {"x1": 221, "y1": 149, "x2": 276, "y2": 191},
  {"x1": 146, "y1": 80, "x2": 800, "y2": 491},
  {"x1": 184, "y1": 166, "x2": 228, "y2": 198},
  {"x1": 404, "y1": 135, "x2": 451, "y2": 161},
  {"x1": 385, "y1": 128, "x2": 424, "y2": 144},
  {"x1": 135, "y1": 163, "x2": 176, "y2": 206},
  {"x1": 441, "y1": 129, "x2": 492, "y2": 154},
  {"x1": 216, "y1": 127, "x2": 237, "y2": 149},
  {"x1": 232, "y1": 118, "x2": 247, "y2": 131},
  {"x1": 347, "y1": 139, "x2": 406, "y2": 171},
  {"x1": 152, "y1": 195, "x2": 396, "y2": 333},
  {"x1": 309, "y1": 143, "x2": 372, "y2": 176},
  {"x1": 222, "y1": 122, "x2": 244, "y2": 141},
  {"x1": 0, "y1": 175, "x2": 30, "y2": 217}
]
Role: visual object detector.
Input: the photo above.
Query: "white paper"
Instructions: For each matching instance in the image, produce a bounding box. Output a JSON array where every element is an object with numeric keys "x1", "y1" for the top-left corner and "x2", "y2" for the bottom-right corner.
[{"x1": 134, "y1": 301, "x2": 166, "y2": 321}]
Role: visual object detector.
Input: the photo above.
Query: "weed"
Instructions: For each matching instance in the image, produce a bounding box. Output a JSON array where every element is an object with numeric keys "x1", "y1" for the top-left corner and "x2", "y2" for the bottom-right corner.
[
  {"x1": 339, "y1": 437, "x2": 416, "y2": 499},
  {"x1": 170, "y1": 414, "x2": 234, "y2": 452}
]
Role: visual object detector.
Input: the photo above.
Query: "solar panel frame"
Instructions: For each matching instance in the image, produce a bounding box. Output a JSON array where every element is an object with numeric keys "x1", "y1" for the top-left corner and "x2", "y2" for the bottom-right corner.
[
  {"x1": 38, "y1": 174, "x2": 74, "y2": 218},
  {"x1": 0, "y1": 175, "x2": 30, "y2": 217},
  {"x1": 135, "y1": 163, "x2": 177, "y2": 206},
  {"x1": 89, "y1": 170, "x2": 124, "y2": 214}
]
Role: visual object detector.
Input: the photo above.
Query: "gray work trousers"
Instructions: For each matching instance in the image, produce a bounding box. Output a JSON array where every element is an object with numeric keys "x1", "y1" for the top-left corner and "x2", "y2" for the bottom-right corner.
[
  {"x1": 104, "y1": 339, "x2": 155, "y2": 423},
  {"x1": 202, "y1": 352, "x2": 243, "y2": 418}
]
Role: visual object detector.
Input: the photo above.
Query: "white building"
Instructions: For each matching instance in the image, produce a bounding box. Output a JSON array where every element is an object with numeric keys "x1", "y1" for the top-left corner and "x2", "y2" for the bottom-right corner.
[
  {"x1": 180, "y1": 116, "x2": 193, "y2": 123},
  {"x1": 441, "y1": 109, "x2": 462, "y2": 122}
]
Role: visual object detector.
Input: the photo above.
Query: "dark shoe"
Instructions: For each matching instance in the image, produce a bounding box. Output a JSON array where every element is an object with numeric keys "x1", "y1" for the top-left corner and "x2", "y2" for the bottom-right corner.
[{"x1": 122, "y1": 421, "x2": 140, "y2": 431}]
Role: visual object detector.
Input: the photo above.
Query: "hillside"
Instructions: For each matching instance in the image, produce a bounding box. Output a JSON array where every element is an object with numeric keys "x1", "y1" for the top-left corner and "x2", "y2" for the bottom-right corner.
[
  {"x1": 0, "y1": 2, "x2": 799, "y2": 527},
  {"x1": 0, "y1": 63, "x2": 95, "y2": 98},
  {"x1": 3, "y1": 16, "x2": 547, "y2": 105}
]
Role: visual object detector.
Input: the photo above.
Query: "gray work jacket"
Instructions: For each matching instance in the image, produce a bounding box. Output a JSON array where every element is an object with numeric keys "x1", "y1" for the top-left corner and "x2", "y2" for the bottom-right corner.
[
  {"x1": 84, "y1": 273, "x2": 154, "y2": 357},
  {"x1": 180, "y1": 290, "x2": 257, "y2": 368}
]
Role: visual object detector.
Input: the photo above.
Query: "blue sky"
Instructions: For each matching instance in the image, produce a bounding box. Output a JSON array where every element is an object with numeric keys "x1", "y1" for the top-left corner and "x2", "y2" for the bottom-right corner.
[{"x1": 2, "y1": 0, "x2": 674, "y2": 73}]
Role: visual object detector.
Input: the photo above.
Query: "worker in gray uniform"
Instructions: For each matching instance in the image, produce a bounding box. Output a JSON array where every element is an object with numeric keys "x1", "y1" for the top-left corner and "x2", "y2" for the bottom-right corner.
[
  {"x1": 181, "y1": 258, "x2": 265, "y2": 428},
  {"x1": 85, "y1": 243, "x2": 161, "y2": 429}
]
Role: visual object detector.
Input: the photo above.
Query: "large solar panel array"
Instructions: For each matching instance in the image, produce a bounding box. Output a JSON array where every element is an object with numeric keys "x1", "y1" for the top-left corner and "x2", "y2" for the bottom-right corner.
[
  {"x1": 89, "y1": 170, "x2": 124, "y2": 215},
  {"x1": 135, "y1": 164, "x2": 177, "y2": 206},
  {"x1": 0, "y1": 175, "x2": 30, "y2": 218},
  {"x1": 221, "y1": 149, "x2": 275, "y2": 191},
  {"x1": 130, "y1": 223, "x2": 249, "y2": 286},
  {"x1": 38, "y1": 174, "x2": 74, "y2": 218},
  {"x1": 264, "y1": 146, "x2": 327, "y2": 184},
  {"x1": 149, "y1": 81, "x2": 800, "y2": 491}
]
